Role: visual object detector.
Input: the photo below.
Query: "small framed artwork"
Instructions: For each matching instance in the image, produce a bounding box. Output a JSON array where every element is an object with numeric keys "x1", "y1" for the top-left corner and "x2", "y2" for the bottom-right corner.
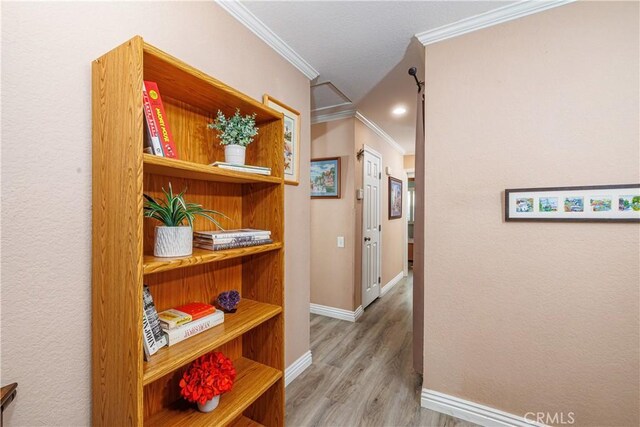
[
  {"x1": 505, "y1": 184, "x2": 640, "y2": 222},
  {"x1": 311, "y1": 157, "x2": 341, "y2": 198},
  {"x1": 263, "y1": 95, "x2": 300, "y2": 186},
  {"x1": 389, "y1": 177, "x2": 403, "y2": 219}
]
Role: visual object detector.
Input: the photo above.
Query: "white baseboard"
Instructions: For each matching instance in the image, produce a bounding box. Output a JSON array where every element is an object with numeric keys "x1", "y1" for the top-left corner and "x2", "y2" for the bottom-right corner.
[
  {"x1": 381, "y1": 271, "x2": 404, "y2": 297},
  {"x1": 285, "y1": 350, "x2": 312, "y2": 387},
  {"x1": 421, "y1": 389, "x2": 542, "y2": 427},
  {"x1": 310, "y1": 303, "x2": 363, "y2": 322}
]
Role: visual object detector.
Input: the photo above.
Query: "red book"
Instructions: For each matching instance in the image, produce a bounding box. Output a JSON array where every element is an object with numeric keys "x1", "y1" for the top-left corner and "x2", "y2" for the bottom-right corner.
[
  {"x1": 143, "y1": 81, "x2": 178, "y2": 158},
  {"x1": 174, "y1": 302, "x2": 216, "y2": 321},
  {"x1": 142, "y1": 85, "x2": 164, "y2": 156}
]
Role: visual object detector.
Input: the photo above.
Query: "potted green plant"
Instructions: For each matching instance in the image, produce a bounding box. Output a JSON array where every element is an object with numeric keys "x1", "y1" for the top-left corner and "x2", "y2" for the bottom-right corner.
[
  {"x1": 208, "y1": 109, "x2": 258, "y2": 165},
  {"x1": 144, "y1": 183, "x2": 228, "y2": 257}
]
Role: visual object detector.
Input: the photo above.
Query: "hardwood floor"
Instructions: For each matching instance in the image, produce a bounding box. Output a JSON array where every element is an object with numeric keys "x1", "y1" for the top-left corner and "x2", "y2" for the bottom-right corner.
[{"x1": 285, "y1": 273, "x2": 477, "y2": 427}]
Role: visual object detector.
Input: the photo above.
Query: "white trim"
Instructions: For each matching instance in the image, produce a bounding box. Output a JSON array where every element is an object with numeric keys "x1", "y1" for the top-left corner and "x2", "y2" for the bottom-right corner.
[
  {"x1": 355, "y1": 112, "x2": 406, "y2": 155},
  {"x1": 310, "y1": 303, "x2": 363, "y2": 322},
  {"x1": 311, "y1": 109, "x2": 357, "y2": 124},
  {"x1": 215, "y1": 0, "x2": 319, "y2": 80},
  {"x1": 421, "y1": 389, "x2": 545, "y2": 427},
  {"x1": 415, "y1": 0, "x2": 575, "y2": 46},
  {"x1": 381, "y1": 271, "x2": 404, "y2": 297},
  {"x1": 285, "y1": 350, "x2": 312, "y2": 387},
  {"x1": 311, "y1": 102, "x2": 354, "y2": 113}
]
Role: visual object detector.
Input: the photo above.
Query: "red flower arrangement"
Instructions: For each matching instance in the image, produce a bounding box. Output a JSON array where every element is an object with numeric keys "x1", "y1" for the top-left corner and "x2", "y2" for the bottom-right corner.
[{"x1": 179, "y1": 352, "x2": 237, "y2": 405}]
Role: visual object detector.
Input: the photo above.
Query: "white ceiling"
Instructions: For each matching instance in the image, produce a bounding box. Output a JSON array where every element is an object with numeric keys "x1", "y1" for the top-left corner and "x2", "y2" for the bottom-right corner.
[{"x1": 242, "y1": 0, "x2": 516, "y2": 154}]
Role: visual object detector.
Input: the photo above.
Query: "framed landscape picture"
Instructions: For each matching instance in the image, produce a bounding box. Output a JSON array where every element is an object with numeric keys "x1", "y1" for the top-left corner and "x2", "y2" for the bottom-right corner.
[
  {"x1": 263, "y1": 95, "x2": 300, "y2": 185},
  {"x1": 505, "y1": 184, "x2": 640, "y2": 222},
  {"x1": 310, "y1": 157, "x2": 341, "y2": 198},
  {"x1": 389, "y1": 177, "x2": 403, "y2": 219}
]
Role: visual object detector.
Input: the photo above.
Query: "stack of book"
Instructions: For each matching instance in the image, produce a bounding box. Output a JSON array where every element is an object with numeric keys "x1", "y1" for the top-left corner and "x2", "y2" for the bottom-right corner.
[
  {"x1": 193, "y1": 229, "x2": 272, "y2": 251},
  {"x1": 211, "y1": 161, "x2": 271, "y2": 176},
  {"x1": 158, "y1": 302, "x2": 224, "y2": 347},
  {"x1": 142, "y1": 285, "x2": 167, "y2": 360}
]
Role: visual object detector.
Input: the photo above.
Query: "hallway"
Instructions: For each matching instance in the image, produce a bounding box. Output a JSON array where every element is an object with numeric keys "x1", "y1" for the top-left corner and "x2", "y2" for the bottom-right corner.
[{"x1": 286, "y1": 274, "x2": 475, "y2": 427}]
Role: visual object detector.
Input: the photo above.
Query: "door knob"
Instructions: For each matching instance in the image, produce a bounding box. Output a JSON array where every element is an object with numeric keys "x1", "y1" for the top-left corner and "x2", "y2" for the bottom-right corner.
[{"x1": 364, "y1": 237, "x2": 371, "y2": 242}]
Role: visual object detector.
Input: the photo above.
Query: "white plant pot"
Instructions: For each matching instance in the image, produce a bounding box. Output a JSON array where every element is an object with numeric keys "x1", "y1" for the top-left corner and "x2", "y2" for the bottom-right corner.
[
  {"x1": 197, "y1": 395, "x2": 220, "y2": 413},
  {"x1": 224, "y1": 144, "x2": 246, "y2": 165},
  {"x1": 154, "y1": 226, "x2": 193, "y2": 257}
]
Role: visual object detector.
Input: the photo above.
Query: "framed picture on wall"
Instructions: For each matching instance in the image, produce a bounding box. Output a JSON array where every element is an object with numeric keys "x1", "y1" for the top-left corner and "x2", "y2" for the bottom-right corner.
[
  {"x1": 389, "y1": 177, "x2": 403, "y2": 219},
  {"x1": 310, "y1": 157, "x2": 341, "y2": 198},
  {"x1": 263, "y1": 94, "x2": 300, "y2": 186},
  {"x1": 505, "y1": 184, "x2": 640, "y2": 222}
]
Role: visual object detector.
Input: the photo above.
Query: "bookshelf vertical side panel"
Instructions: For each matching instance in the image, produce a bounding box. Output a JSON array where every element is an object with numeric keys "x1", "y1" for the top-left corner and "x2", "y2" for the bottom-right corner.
[{"x1": 92, "y1": 36, "x2": 145, "y2": 427}]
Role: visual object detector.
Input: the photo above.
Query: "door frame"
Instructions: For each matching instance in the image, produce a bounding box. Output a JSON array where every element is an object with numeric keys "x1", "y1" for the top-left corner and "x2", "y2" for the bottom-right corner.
[{"x1": 361, "y1": 144, "x2": 382, "y2": 309}]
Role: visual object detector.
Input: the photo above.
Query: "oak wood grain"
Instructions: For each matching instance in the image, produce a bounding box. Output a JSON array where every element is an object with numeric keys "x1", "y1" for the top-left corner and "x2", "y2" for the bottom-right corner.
[
  {"x1": 143, "y1": 154, "x2": 282, "y2": 185},
  {"x1": 92, "y1": 36, "x2": 144, "y2": 427},
  {"x1": 143, "y1": 243, "x2": 282, "y2": 275},
  {"x1": 144, "y1": 358, "x2": 281, "y2": 427},
  {"x1": 228, "y1": 415, "x2": 264, "y2": 427}
]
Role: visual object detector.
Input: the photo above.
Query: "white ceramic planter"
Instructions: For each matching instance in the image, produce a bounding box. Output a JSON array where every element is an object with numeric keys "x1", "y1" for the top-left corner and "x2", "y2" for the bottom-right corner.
[
  {"x1": 154, "y1": 226, "x2": 193, "y2": 257},
  {"x1": 224, "y1": 144, "x2": 246, "y2": 165},
  {"x1": 197, "y1": 395, "x2": 220, "y2": 413}
]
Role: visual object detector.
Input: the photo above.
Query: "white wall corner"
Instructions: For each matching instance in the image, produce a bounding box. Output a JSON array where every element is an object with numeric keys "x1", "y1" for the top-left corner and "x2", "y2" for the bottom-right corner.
[
  {"x1": 421, "y1": 389, "x2": 545, "y2": 427},
  {"x1": 285, "y1": 350, "x2": 313, "y2": 387},
  {"x1": 215, "y1": 0, "x2": 319, "y2": 80},
  {"x1": 415, "y1": 0, "x2": 576, "y2": 46},
  {"x1": 381, "y1": 271, "x2": 404, "y2": 297},
  {"x1": 310, "y1": 303, "x2": 362, "y2": 322},
  {"x1": 355, "y1": 112, "x2": 406, "y2": 155}
]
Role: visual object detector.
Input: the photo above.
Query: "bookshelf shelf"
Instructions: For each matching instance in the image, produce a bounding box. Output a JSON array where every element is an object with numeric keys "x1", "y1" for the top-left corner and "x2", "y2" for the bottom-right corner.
[
  {"x1": 144, "y1": 357, "x2": 281, "y2": 427},
  {"x1": 93, "y1": 36, "x2": 284, "y2": 426},
  {"x1": 143, "y1": 299, "x2": 281, "y2": 385},
  {"x1": 143, "y1": 154, "x2": 282, "y2": 185},
  {"x1": 143, "y1": 243, "x2": 283, "y2": 275}
]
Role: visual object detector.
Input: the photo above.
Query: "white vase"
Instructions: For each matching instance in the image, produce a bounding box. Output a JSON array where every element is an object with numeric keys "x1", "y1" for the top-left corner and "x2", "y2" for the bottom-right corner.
[
  {"x1": 197, "y1": 395, "x2": 220, "y2": 413},
  {"x1": 224, "y1": 144, "x2": 246, "y2": 165},
  {"x1": 154, "y1": 226, "x2": 193, "y2": 257}
]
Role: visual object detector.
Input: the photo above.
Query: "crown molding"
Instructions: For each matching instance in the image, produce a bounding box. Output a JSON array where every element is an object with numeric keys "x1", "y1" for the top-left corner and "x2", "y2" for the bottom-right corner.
[
  {"x1": 355, "y1": 112, "x2": 406, "y2": 155},
  {"x1": 216, "y1": 0, "x2": 320, "y2": 80},
  {"x1": 415, "y1": 0, "x2": 575, "y2": 46},
  {"x1": 311, "y1": 109, "x2": 357, "y2": 124}
]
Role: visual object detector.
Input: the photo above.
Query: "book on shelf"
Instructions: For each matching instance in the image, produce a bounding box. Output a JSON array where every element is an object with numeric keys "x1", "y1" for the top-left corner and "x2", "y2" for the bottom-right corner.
[
  {"x1": 162, "y1": 310, "x2": 224, "y2": 346},
  {"x1": 194, "y1": 229, "x2": 271, "y2": 240},
  {"x1": 143, "y1": 81, "x2": 178, "y2": 159},
  {"x1": 158, "y1": 302, "x2": 216, "y2": 330},
  {"x1": 194, "y1": 235, "x2": 270, "y2": 246},
  {"x1": 194, "y1": 238, "x2": 273, "y2": 251},
  {"x1": 142, "y1": 84, "x2": 164, "y2": 157},
  {"x1": 142, "y1": 285, "x2": 167, "y2": 360},
  {"x1": 211, "y1": 161, "x2": 271, "y2": 176}
]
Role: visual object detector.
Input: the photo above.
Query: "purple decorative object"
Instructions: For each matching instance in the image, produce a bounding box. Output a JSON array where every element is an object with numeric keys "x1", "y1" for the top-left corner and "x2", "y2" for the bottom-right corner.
[{"x1": 216, "y1": 290, "x2": 240, "y2": 313}]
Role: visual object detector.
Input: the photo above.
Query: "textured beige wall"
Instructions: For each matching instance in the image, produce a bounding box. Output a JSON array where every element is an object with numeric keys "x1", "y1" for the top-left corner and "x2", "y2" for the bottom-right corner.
[
  {"x1": 422, "y1": 2, "x2": 639, "y2": 426},
  {"x1": 403, "y1": 155, "x2": 415, "y2": 170},
  {"x1": 1, "y1": 2, "x2": 310, "y2": 425},
  {"x1": 310, "y1": 119, "x2": 356, "y2": 311},
  {"x1": 354, "y1": 120, "x2": 407, "y2": 294}
]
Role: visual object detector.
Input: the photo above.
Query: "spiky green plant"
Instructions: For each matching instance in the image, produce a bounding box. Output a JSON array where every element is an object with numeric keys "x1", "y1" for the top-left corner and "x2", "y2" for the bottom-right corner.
[
  {"x1": 208, "y1": 109, "x2": 258, "y2": 147},
  {"x1": 143, "y1": 183, "x2": 228, "y2": 229}
]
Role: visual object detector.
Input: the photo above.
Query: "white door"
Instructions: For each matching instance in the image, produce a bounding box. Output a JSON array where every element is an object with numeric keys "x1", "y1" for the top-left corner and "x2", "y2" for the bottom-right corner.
[{"x1": 362, "y1": 147, "x2": 382, "y2": 309}]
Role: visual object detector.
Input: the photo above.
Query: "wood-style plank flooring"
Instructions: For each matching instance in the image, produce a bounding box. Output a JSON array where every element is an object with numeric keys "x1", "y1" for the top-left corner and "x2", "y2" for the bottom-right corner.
[{"x1": 285, "y1": 273, "x2": 477, "y2": 427}]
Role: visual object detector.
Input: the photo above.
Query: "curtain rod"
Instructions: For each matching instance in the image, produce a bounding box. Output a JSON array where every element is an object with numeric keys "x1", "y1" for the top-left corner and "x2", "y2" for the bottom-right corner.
[{"x1": 408, "y1": 67, "x2": 424, "y2": 92}]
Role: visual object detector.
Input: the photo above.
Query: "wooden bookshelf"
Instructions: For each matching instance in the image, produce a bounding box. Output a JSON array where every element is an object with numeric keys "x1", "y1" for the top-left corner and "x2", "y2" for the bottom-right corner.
[{"x1": 92, "y1": 36, "x2": 285, "y2": 426}]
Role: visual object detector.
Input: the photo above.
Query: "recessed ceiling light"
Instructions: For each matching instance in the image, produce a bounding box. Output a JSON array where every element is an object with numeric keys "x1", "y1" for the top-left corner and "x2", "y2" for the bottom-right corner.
[{"x1": 392, "y1": 106, "x2": 407, "y2": 116}]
